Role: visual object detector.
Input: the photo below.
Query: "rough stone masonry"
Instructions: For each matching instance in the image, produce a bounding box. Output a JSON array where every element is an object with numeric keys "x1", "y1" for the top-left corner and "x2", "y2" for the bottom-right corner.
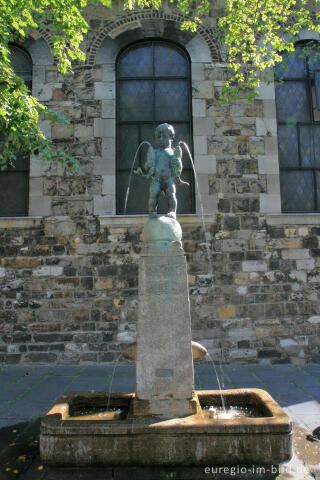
[{"x1": 0, "y1": 0, "x2": 320, "y2": 365}]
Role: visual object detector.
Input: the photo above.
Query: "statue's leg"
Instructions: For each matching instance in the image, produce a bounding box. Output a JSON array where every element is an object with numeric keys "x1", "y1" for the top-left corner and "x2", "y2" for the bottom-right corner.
[
  {"x1": 166, "y1": 182, "x2": 177, "y2": 219},
  {"x1": 149, "y1": 180, "x2": 161, "y2": 217}
]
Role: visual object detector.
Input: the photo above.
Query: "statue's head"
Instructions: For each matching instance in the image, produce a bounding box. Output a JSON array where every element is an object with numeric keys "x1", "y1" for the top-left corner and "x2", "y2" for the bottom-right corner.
[{"x1": 155, "y1": 123, "x2": 175, "y2": 149}]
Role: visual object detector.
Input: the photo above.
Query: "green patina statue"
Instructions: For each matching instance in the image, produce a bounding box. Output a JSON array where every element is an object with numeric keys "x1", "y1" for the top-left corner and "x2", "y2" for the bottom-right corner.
[{"x1": 134, "y1": 123, "x2": 189, "y2": 219}]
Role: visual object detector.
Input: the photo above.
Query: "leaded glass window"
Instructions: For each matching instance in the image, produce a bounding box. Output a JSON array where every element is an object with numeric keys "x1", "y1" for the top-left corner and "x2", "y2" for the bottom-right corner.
[
  {"x1": 0, "y1": 45, "x2": 31, "y2": 216},
  {"x1": 275, "y1": 43, "x2": 320, "y2": 212},
  {"x1": 116, "y1": 41, "x2": 194, "y2": 214}
]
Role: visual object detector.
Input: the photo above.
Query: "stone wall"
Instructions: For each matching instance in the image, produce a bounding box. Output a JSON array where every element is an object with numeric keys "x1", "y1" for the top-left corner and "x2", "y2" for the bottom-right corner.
[
  {"x1": 0, "y1": 2, "x2": 320, "y2": 364},
  {"x1": 0, "y1": 214, "x2": 319, "y2": 365}
]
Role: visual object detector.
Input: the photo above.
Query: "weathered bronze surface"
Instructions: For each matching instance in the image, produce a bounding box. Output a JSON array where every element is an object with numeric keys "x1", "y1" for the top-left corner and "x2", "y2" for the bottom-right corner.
[{"x1": 134, "y1": 123, "x2": 188, "y2": 218}]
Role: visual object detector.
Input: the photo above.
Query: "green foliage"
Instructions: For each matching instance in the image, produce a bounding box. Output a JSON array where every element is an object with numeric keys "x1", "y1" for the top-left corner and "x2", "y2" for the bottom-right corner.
[
  {"x1": 0, "y1": 0, "x2": 91, "y2": 170},
  {"x1": 217, "y1": 0, "x2": 320, "y2": 102},
  {"x1": 0, "y1": 0, "x2": 319, "y2": 169}
]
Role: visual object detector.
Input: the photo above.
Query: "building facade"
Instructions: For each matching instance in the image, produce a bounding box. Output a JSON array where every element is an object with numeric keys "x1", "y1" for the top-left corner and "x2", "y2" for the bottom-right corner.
[{"x1": 0, "y1": 1, "x2": 320, "y2": 365}]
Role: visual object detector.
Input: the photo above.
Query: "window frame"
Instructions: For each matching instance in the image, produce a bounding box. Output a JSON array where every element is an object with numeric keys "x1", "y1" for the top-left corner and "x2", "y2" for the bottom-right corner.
[
  {"x1": 0, "y1": 44, "x2": 31, "y2": 217},
  {"x1": 275, "y1": 41, "x2": 320, "y2": 213},
  {"x1": 115, "y1": 38, "x2": 195, "y2": 216}
]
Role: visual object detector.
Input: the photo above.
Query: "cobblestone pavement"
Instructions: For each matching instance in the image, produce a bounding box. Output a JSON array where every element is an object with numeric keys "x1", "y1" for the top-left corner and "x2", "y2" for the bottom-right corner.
[{"x1": 0, "y1": 364, "x2": 319, "y2": 479}]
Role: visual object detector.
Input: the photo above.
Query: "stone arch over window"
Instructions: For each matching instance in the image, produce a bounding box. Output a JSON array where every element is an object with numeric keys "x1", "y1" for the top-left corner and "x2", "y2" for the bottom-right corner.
[
  {"x1": 116, "y1": 39, "x2": 195, "y2": 214},
  {"x1": 92, "y1": 15, "x2": 217, "y2": 216},
  {"x1": 275, "y1": 41, "x2": 320, "y2": 212},
  {"x1": 0, "y1": 45, "x2": 32, "y2": 217},
  {"x1": 87, "y1": 10, "x2": 222, "y2": 66}
]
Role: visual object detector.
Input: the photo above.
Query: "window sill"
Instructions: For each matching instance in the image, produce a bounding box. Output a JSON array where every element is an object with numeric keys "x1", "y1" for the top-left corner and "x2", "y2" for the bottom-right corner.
[
  {"x1": 99, "y1": 213, "x2": 215, "y2": 226},
  {"x1": 266, "y1": 213, "x2": 320, "y2": 225},
  {"x1": 0, "y1": 216, "x2": 43, "y2": 228},
  {"x1": 0, "y1": 213, "x2": 215, "y2": 229}
]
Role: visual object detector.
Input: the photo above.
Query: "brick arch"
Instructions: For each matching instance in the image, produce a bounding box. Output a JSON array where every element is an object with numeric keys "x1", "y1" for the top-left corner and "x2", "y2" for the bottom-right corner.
[
  {"x1": 36, "y1": 27, "x2": 55, "y2": 51},
  {"x1": 86, "y1": 10, "x2": 222, "y2": 64}
]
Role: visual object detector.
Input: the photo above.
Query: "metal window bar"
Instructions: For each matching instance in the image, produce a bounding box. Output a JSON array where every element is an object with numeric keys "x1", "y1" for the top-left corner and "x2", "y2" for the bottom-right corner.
[
  {"x1": 277, "y1": 46, "x2": 320, "y2": 212},
  {"x1": 116, "y1": 40, "x2": 194, "y2": 215},
  {"x1": 0, "y1": 45, "x2": 31, "y2": 217}
]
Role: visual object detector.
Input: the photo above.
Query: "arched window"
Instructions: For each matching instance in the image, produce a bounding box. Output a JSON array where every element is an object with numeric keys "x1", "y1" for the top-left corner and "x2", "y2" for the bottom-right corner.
[
  {"x1": 275, "y1": 42, "x2": 320, "y2": 212},
  {"x1": 116, "y1": 40, "x2": 195, "y2": 215},
  {"x1": 0, "y1": 45, "x2": 31, "y2": 217}
]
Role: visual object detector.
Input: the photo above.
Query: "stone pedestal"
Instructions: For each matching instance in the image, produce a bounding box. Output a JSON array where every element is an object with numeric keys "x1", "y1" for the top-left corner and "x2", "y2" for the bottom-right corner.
[{"x1": 135, "y1": 216, "x2": 194, "y2": 416}]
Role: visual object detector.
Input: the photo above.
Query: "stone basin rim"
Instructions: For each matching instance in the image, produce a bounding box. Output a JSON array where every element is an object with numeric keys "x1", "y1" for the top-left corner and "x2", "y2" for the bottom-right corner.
[{"x1": 41, "y1": 388, "x2": 292, "y2": 433}]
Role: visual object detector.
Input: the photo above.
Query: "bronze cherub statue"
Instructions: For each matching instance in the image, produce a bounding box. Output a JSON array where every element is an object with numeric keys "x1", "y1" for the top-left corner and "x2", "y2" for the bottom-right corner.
[{"x1": 134, "y1": 123, "x2": 189, "y2": 219}]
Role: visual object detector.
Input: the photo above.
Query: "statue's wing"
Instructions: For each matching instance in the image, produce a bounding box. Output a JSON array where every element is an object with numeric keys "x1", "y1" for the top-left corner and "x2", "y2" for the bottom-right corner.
[
  {"x1": 144, "y1": 145, "x2": 155, "y2": 176},
  {"x1": 172, "y1": 145, "x2": 183, "y2": 178}
]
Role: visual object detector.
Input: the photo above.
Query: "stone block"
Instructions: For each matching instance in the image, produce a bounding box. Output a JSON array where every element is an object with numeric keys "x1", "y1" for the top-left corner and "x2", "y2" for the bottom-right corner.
[
  {"x1": 259, "y1": 194, "x2": 281, "y2": 213},
  {"x1": 52, "y1": 124, "x2": 73, "y2": 140},
  {"x1": 33, "y1": 65, "x2": 46, "y2": 83},
  {"x1": 282, "y1": 249, "x2": 310, "y2": 260},
  {"x1": 288, "y1": 270, "x2": 307, "y2": 282},
  {"x1": 229, "y1": 349, "x2": 257, "y2": 359},
  {"x1": 25, "y1": 353, "x2": 58, "y2": 363},
  {"x1": 199, "y1": 194, "x2": 218, "y2": 213},
  {"x1": 29, "y1": 178, "x2": 43, "y2": 196},
  {"x1": 193, "y1": 117, "x2": 215, "y2": 135},
  {"x1": 93, "y1": 194, "x2": 115, "y2": 215},
  {"x1": 271, "y1": 238, "x2": 302, "y2": 249},
  {"x1": 33, "y1": 266, "x2": 64, "y2": 277},
  {"x1": 266, "y1": 174, "x2": 281, "y2": 194},
  {"x1": 32, "y1": 84, "x2": 53, "y2": 101},
  {"x1": 192, "y1": 99, "x2": 206, "y2": 117},
  {"x1": 256, "y1": 82, "x2": 275, "y2": 100},
  {"x1": 101, "y1": 100, "x2": 116, "y2": 118},
  {"x1": 28, "y1": 38, "x2": 54, "y2": 66},
  {"x1": 102, "y1": 64, "x2": 115, "y2": 82},
  {"x1": 194, "y1": 155, "x2": 216, "y2": 174},
  {"x1": 1, "y1": 257, "x2": 38, "y2": 268},
  {"x1": 44, "y1": 218, "x2": 77, "y2": 236},
  {"x1": 256, "y1": 118, "x2": 277, "y2": 137},
  {"x1": 93, "y1": 156, "x2": 114, "y2": 175},
  {"x1": 264, "y1": 137, "x2": 279, "y2": 156},
  {"x1": 52, "y1": 88, "x2": 69, "y2": 101},
  {"x1": 194, "y1": 136, "x2": 207, "y2": 155},
  {"x1": 29, "y1": 195, "x2": 51, "y2": 217},
  {"x1": 186, "y1": 36, "x2": 211, "y2": 62},
  {"x1": 101, "y1": 138, "x2": 116, "y2": 157},
  {"x1": 262, "y1": 100, "x2": 277, "y2": 118},
  {"x1": 192, "y1": 81, "x2": 213, "y2": 99},
  {"x1": 234, "y1": 273, "x2": 249, "y2": 285},
  {"x1": 74, "y1": 125, "x2": 94, "y2": 138},
  {"x1": 307, "y1": 315, "x2": 320, "y2": 324},
  {"x1": 29, "y1": 155, "x2": 50, "y2": 177},
  {"x1": 96, "y1": 37, "x2": 119, "y2": 64},
  {"x1": 94, "y1": 82, "x2": 115, "y2": 100},
  {"x1": 94, "y1": 118, "x2": 115, "y2": 137},
  {"x1": 95, "y1": 278, "x2": 113, "y2": 290},
  {"x1": 39, "y1": 120, "x2": 52, "y2": 139},
  {"x1": 191, "y1": 63, "x2": 205, "y2": 80},
  {"x1": 217, "y1": 305, "x2": 236, "y2": 319},
  {"x1": 242, "y1": 261, "x2": 267, "y2": 272},
  {"x1": 228, "y1": 327, "x2": 256, "y2": 341},
  {"x1": 222, "y1": 239, "x2": 246, "y2": 252},
  {"x1": 102, "y1": 175, "x2": 116, "y2": 195},
  {"x1": 245, "y1": 101, "x2": 263, "y2": 117}
]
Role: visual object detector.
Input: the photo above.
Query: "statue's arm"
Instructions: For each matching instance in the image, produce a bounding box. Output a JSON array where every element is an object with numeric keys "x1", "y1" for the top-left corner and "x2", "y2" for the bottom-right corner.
[
  {"x1": 173, "y1": 146, "x2": 190, "y2": 186},
  {"x1": 134, "y1": 146, "x2": 154, "y2": 177},
  {"x1": 145, "y1": 145, "x2": 155, "y2": 176}
]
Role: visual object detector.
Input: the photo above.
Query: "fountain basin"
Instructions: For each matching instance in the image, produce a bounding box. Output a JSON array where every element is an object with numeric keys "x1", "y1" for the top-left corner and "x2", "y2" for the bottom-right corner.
[{"x1": 40, "y1": 388, "x2": 292, "y2": 468}]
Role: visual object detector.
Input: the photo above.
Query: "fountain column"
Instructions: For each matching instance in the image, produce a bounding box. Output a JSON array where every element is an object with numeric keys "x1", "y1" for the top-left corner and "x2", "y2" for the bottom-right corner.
[{"x1": 135, "y1": 216, "x2": 195, "y2": 417}]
